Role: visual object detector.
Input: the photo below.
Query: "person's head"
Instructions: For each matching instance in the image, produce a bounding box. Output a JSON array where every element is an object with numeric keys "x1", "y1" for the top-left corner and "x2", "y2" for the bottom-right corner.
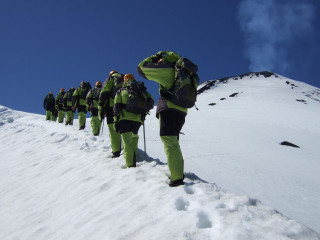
[
  {"x1": 80, "y1": 81, "x2": 85, "y2": 88},
  {"x1": 109, "y1": 70, "x2": 118, "y2": 77},
  {"x1": 60, "y1": 88, "x2": 65, "y2": 92},
  {"x1": 123, "y1": 73, "x2": 135, "y2": 83},
  {"x1": 95, "y1": 81, "x2": 102, "y2": 88}
]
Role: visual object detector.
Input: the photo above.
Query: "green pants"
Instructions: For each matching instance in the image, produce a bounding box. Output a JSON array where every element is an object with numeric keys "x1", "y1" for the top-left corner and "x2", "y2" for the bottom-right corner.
[
  {"x1": 161, "y1": 135, "x2": 184, "y2": 181},
  {"x1": 57, "y1": 110, "x2": 65, "y2": 123},
  {"x1": 65, "y1": 111, "x2": 75, "y2": 125},
  {"x1": 91, "y1": 116, "x2": 101, "y2": 136},
  {"x1": 108, "y1": 124, "x2": 121, "y2": 153},
  {"x1": 45, "y1": 110, "x2": 53, "y2": 121},
  {"x1": 121, "y1": 132, "x2": 139, "y2": 167},
  {"x1": 78, "y1": 111, "x2": 86, "y2": 129}
]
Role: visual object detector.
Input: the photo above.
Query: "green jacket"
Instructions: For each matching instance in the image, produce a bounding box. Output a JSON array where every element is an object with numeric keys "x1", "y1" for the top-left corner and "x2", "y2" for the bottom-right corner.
[
  {"x1": 113, "y1": 80, "x2": 154, "y2": 124},
  {"x1": 72, "y1": 86, "x2": 89, "y2": 108},
  {"x1": 99, "y1": 72, "x2": 123, "y2": 108},
  {"x1": 137, "y1": 50, "x2": 187, "y2": 116}
]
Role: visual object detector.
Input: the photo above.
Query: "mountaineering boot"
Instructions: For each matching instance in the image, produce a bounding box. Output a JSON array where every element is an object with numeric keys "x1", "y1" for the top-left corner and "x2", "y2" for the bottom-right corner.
[
  {"x1": 169, "y1": 179, "x2": 184, "y2": 187},
  {"x1": 112, "y1": 151, "x2": 121, "y2": 158}
]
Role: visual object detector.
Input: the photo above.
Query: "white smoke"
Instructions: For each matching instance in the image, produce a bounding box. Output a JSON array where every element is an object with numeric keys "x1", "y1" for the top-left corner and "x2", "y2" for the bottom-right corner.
[{"x1": 238, "y1": 0, "x2": 316, "y2": 73}]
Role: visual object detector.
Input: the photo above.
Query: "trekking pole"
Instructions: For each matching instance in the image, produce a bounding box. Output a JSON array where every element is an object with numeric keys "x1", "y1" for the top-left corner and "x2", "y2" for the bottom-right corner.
[
  {"x1": 143, "y1": 121, "x2": 146, "y2": 154},
  {"x1": 100, "y1": 119, "x2": 104, "y2": 136}
]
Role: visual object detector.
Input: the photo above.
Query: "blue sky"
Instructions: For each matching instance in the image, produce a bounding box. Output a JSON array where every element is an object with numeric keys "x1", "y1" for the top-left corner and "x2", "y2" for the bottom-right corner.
[{"x1": 1, "y1": 0, "x2": 319, "y2": 115}]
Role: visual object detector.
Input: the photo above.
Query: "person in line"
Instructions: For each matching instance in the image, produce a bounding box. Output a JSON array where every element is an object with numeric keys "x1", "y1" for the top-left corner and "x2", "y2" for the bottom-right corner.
[
  {"x1": 113, "y1": 73, "x2": 154, "y2": 168},
  {"x1": 86, "y1": 81, "x2": 103, "y2": 136},
  {"x1": 43, "y1": 92, "x2": 55, "y2": 121},
  {"x1": 63, "y1": 87, "x2": 76, "y2": 125},
  {"x1": 55, "y1": 88, "x2": 66, "y2": 123},
  {"x1": 99, "y1": 71, "x2": 122, "y2": 158},
  {"x1": 72, "y1": 81, "x2": 91, "y2": 130},
  {"x1": 137, "y1": 50, "x2": 186, "y2": 187}
]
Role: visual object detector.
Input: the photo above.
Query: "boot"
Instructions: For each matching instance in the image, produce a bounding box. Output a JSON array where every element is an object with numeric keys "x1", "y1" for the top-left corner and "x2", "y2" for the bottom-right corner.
[
  {"x1": 169, "y1": 179, "x2": 184, "y2": 187},
  {"x1": 112, "y1": 151, "x2": 121, "y2": 158}
]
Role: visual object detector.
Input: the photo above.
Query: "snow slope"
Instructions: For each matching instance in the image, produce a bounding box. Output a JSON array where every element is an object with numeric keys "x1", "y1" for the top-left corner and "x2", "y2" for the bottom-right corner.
[{"x1": 0, "y1": 72, "x2": 320, "y2": 239}]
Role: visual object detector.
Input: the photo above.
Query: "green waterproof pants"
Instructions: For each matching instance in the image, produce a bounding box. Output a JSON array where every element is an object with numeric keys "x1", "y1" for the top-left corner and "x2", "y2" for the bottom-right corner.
[
  {"x1": 57, "y1": 110, "x2": 65, "y2": 123},
  {"x1": 78, "y1": 112, "x2": 86, "y2": 129},
  {"x1": 65, "y1": 111, "x2": 75, "y2": 125},
  {"x1": 46, "y1": 110, "x2": 53, "y2": 121},
  {"x1": 108, "y1": 124, "x2": 121, "y2": 153},
  {"x1": 121, "y1": 132, "x2": 139, "y2": 167},
  {"x1": 91, "y1": 116, "x2": 101, "y2": 136},
  {"x1": 161, "y1": 135, "x2": 184, "y2": 181}
]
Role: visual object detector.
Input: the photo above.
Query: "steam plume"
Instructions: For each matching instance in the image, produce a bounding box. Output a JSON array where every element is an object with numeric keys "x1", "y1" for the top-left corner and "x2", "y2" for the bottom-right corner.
[{"x1": 238, "y1": 0, "x2": 315, "y2": 73}]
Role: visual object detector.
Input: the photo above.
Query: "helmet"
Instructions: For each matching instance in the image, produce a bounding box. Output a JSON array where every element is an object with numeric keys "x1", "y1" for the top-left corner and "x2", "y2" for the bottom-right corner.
[
  {"x1": 95, "y1": 81, "x2": 102, "y2": 87},
  {"x1": 109, "y1": 70, "x2": 118, "y2": 77},
  {"x1": 124, "y1": 74, "x2": 135, "y2": 82},
  {"x1": 60, "y1": 88, "x2": 65, "y2": 92},
  {"x1": 80, "y1": 81, "x2": 85, "y2": 87}
]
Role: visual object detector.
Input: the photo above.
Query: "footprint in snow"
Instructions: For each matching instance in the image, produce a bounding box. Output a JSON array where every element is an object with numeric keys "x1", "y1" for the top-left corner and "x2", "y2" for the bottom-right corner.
[
  {"x1": 184, "y1": 186, "x2": 195, "y2": 195},
  {"x1": 196, "y1": 211, "x2": 212, "y2": 229},
  {"x1": 175, "y1": 197, "x2": 189, "y2": 211}
]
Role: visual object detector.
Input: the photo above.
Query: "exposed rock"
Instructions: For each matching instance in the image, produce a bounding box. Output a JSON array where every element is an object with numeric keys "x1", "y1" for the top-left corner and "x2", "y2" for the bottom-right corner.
[
  {"x1": 229, "y1": 93, "x2": 239, "y2": 97},
  {"x1": 280, "y1": 141, "x2": 300, "y2": 148}
]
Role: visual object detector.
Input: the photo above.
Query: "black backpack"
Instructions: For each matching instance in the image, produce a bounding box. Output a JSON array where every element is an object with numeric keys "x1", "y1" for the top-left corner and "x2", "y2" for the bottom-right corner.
[
  {"x1": 80, "y1": 82, "x2": 92, "y2": 98},
  {"x1": 160, "y1": 58, "x2": 199, "y2": 108},
  {"x1": 46, "y1": 94, "x2": 55, "y2": 105},
  {"x1": 58, "y1": 92, "x2": 65, "y2": 104},
  {"x1": 111, "y1": 74, "x2": 124, "y2": 98},
  {"x1": 92, "y1": 88, "x2": 101, "y2": 100},
  {"x1": 125, "y1": 81, "x2": 154, "y2": 115},
  {"x1": 66, "y1": 88, "x2": 75, "y2": 101}
]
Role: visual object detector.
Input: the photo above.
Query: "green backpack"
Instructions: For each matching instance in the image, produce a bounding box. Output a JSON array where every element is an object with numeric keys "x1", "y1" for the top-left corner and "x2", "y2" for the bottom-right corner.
[{"x1": 160, "y1": 58, "x2": 199, "y2": 108}]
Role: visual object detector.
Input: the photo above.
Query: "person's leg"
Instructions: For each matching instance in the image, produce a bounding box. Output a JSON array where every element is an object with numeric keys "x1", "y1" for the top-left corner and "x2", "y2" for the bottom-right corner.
[
  {"x1": 91, "y1": 108, "x2": 101, "y2": 136},
  {"x1": 58, "y1": 110, "x2": 65, "y2": 123},
  {"x1": 46, "y1": 110, "x2": 51, "y2": 120},
  {"x1": 78, "y1": 106, "x2": 87, "y2": 129},
  {"x1": 119, "y1": 120, "x2": 141, "y2": 167},
  {"x1": 121, "y1": 132, "x2": 136, "y2": 167},
  {"x1": 106, "y1": 107, "x2": 121, "y2": 155},
  {"x1": 159, "y1": 110, "x2": 186, "y2": 184}
]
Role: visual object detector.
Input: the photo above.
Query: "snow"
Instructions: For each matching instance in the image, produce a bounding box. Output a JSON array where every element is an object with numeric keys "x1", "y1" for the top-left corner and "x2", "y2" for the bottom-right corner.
[{"x1": 1, "y1": 73, "x2": 320, "y2": 239}]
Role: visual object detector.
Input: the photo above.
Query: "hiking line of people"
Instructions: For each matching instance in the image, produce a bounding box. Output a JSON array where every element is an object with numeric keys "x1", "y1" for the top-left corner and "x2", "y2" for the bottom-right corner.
[{"x1": 43, "y1": 50, "x2": 199, "y2": 187}]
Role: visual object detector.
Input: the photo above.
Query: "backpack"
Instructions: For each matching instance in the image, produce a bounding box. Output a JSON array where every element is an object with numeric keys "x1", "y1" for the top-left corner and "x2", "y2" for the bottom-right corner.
[
  {"x1": 125, "y1": 81, "x2": 154, "y2": 115},
  {"x1": 46, "y1": 94, "x2": 55, "y2": 105},
  {"x1": 110, "y1": 74, "x2": 124, "y2": 98},
  {"x1": 160, "y1": 58, "x2": 199, "y2": 108},
  {"x1": 92, "y1": 88, "x2": 101, "y2": 100},
  {"x1": 66, "y1": 88, "x2": 75, "y2": 101},
  {"x1": 81, "y1": 82, "x2": 92, "y2": 98},
  {"x1": 58, "y1": 92, "x2": 65, "y2": 104}
]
